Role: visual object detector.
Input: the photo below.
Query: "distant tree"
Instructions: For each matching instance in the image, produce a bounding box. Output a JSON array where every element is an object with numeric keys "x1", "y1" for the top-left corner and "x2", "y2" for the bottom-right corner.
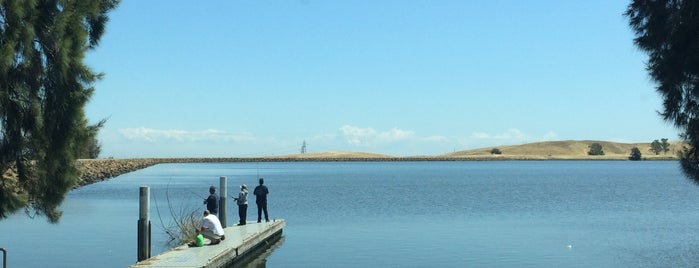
[
  {"x1": 629, "y1": 147, "x2": 642, "y2": 161},
  {"x1": 80, "y1": 120, "x2": 105, "y2": 159},
  {"x1": 660, "y1": 138, "x2": 670, "y2": 155},
  {"x1": 84, "y1": 138, "x2": 102, "y2": 159},
  {"x1": 588, "y1": 143, "x2": 605, "y2": 156},
  {"x1": 490, "y1": 148, "x2": 502, "y2": 155},
  {"x1": 650, "y1": 140, "x2": 663, "y2": 155},
  {"x1": 626, "y1": 1, "x2": 699, "y2": 182},
  {"x1": 0, "y1": 0, "x2": 119, "y2": 222}
]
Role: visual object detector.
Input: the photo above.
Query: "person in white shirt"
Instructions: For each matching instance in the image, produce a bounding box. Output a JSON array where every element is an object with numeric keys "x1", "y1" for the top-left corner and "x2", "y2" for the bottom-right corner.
[{"x1": 200, "y1": 210, "x2": 225, "y2": 245}]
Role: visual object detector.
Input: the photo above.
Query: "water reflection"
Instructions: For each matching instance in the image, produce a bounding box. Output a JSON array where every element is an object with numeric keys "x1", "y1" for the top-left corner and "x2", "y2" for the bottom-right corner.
[{"x1": 229, "y1": 236, "x2": 285, "y2": 268}]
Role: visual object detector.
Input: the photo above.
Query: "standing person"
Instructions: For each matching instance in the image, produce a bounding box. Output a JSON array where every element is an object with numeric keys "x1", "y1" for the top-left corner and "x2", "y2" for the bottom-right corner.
[
  {"x1": 203, "y1": 186, "x2": 218, "y2": 216},
  {"x1": 199, "y1": 210, "x2": 225, "y2": 245},
  {"x1": 233, "y1": 184, "x2": 248, "y2": 225},
  {"x1": 253, "y1": 178, "x2": 270, "y2": 223}
]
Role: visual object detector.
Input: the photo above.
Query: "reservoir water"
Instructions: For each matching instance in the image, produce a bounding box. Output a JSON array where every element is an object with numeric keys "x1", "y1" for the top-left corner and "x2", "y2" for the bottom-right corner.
[{"x1": 2, "y1": 161, "x2": 699, "y2": 267}]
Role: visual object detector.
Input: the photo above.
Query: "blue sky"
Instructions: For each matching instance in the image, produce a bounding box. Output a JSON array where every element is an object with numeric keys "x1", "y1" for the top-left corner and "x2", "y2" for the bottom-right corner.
[{"x1": 84, "y1": 1, "x2": 678, "y2": 158}]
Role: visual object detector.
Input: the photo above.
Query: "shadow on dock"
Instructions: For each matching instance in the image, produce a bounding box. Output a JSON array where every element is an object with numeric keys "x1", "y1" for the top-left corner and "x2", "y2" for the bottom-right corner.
[{"x1": 227, "y1": 236, "x2": 285, "y2": 268}]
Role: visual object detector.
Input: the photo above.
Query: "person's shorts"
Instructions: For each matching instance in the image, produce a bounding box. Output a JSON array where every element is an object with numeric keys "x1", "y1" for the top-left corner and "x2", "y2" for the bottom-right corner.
[{"x1": 202, "y1": 229, "x2": 222, "y2": 240}]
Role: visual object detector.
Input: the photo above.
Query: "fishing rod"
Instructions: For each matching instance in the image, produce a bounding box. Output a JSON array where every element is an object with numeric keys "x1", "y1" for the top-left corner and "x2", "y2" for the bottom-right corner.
[{"x1": 189, "y1": 190, "x2": 206, "y2": 202}]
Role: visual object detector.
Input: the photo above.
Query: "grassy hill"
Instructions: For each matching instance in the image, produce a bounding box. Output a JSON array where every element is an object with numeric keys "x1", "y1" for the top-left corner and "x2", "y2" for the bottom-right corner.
[
  {"x1": 267, "y1": 140, "x2": 682, "y2": 160},
  {"x1": 2, "y1": 140, "x2": 680, "y2": 191},
  {"x1": 441, "y1": 140, "x2": 682, "y2": 160}
]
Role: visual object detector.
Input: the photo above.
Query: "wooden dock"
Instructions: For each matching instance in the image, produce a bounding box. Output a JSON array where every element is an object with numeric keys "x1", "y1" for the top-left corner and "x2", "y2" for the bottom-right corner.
[{"x1": 131, "y1": 219, "x2": 285, "y2": 268}]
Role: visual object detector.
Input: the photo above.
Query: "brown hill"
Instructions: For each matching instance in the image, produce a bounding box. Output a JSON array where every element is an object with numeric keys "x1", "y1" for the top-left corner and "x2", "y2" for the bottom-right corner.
[
  {"x1": 442, "y1": 140, "x2": 682, "y2": 160},
  {"x1": 3, "y1": 141, "x2": 680, "y2": 193},
  {"x1": 271, "y1": 151, "x2": 395, "y2": 159},
  {"x1": 263, "y1": 140, "x2": 683, "y2": 160}
]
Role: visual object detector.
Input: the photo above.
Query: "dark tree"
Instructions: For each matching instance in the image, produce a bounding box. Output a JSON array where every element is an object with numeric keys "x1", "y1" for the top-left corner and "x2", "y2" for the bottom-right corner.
[
  {"x1": 588, "y1": 143, "x2": 605, "y2": 156},
  {"x1": 650, "y1": 140, "x2": 662, "y2": 155},
  {"x1": 626, "y1": 1, "x2": 699, "y2": 182},
  {"x1": 80, "y1": 119, "x2": 105, "y2": 159},
  {"x1": 0, "y1": 0, "x2": 119, "y2": 222},
  {"x1": 660, "y1": 138, "x2": 671, "y2": 154},
  {"x1": 490, "y1": 148, "x2": 502, "y2": 155},
  {"x1": 84, "y1": 137, "x2": 102, "y2": 159},
  {"x1": 630, "y1": 147, "x2": 643, "y2": 161}
]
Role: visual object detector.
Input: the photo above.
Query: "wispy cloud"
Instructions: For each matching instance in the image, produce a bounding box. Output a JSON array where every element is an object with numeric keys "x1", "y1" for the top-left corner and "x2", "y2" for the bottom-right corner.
[
  {"x1": 541, "y1": 131, "x2": 558, "y2": 141},
  {"x1": 118, "y1": 127, "x2": 256, "y2": 142},
  {"x1": 466, "y1": 129, "x2": 561, "y2": 148},
  {"x1": 421, "y1": 135, "x2": 449, "y2": 142},
  {"x1": 114, "y1": 126, "x2": 560, "y2": 157},
  {"x1": 339, "y1": 125, "x2": 415, "y2": 147},
  {"x1": 470, "y1": 128, "x2": 527, "y2": 141}
]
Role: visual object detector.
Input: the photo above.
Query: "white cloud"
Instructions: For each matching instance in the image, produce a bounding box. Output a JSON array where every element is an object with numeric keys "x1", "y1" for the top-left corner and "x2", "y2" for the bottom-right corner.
[
  {"x1": 462, "y1": 129, "x2": 565, "y2": 150},
  {"x1": 309, "y1": 133, "x2": 337, "y2": 142},
  {"x1": 339, "y1": 125, "x2": 415, "y2": 147},
  {"x1": 422, "y1": 135, "x2": 449, "y2": 142},
  {"x1": 118, "y1": 127, "x2": 256, "y2": 143},
  {"x1": 470, "y1": 132, "x2": 491, "y2": 139},
  {"x1": 339, "y1": 125, "x2": 376, "y2": 145},
  {"x1": 541, "y1": 131, "x2": 558, "y2": 141},
  {"x1": 378, "y1": 128, "x2": 415, "y2": 141},
  {"x1": 470, "y1": 128, "x2": 527, "y2": 141}
]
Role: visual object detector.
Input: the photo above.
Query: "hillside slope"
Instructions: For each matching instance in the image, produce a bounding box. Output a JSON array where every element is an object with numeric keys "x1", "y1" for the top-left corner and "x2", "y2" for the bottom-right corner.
[
  {"x1": 271, "y1": 151, "x2": 394, "y2": 159},
  {"x1": 442, "y1": 140, "x2": 681, "y2": 160}
]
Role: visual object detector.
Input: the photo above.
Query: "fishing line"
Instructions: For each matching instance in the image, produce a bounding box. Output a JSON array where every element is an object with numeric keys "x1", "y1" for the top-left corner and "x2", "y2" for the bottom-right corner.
[{"x1": 189, "y1": 190, "x2": 205, "y2": 201}]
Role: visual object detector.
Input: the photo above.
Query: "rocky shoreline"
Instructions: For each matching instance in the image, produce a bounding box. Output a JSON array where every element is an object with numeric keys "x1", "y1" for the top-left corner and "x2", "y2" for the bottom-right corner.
[
  {"x1": 76, "y1": 158, "x2": 163, "y2": 187},
  {"x1": 75, "y1": 157, "x2": 416, "y2": 187},
  {"x1": 74, "y1": 157, "x2": 472, "y2": 187}
]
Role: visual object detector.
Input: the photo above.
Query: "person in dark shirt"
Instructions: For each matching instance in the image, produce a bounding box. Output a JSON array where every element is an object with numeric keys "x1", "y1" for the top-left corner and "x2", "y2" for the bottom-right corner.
[
  {"x1": 253, "y1": 178, "x2": 270, "y2": 223},
  {"x1": 204, "y1": 186, "x2": 218, "y2": 216}
]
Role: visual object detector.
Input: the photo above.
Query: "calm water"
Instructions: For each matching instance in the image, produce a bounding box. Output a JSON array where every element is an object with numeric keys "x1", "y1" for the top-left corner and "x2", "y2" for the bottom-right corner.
[{"x1": 2, "y1": 161, "x2": 699, "y2": 267}]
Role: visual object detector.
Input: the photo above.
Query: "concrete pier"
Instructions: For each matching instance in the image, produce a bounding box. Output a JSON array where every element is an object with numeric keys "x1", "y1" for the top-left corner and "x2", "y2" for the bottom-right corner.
[{"x1": 131, "y1": 220, "x2": 285, "y2": 268}]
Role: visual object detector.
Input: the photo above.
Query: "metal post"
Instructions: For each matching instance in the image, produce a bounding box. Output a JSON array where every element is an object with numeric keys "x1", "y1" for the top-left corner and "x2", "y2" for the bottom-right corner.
[
  {"x1": 0, "y1": 248, "x2": 6, "y2": 268},
  {"x1": 137, "y1": 186, "x2": 151, "y2": 262},
  {"x1": 219, "y1": 176, "x2": 227, "y2": 226}
]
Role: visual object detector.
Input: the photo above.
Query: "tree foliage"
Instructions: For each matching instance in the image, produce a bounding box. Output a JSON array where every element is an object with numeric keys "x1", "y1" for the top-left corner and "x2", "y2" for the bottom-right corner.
[
  {"x1": 629, "y1": 147, "x2": 642, "y2": 161},
  {"x1": 490, "y1": 148, "x2": 502, "y2": 155},
  {"x1": 588, "y1": 143, "x2": 605, "y2": 156},
  {"x1": 650, "y1": 138, "x2": 671, "y2": 155},
  {"x1": 626, "y1": 1, "x2": 699, "y2": 182},
  {"x1": 80, "y1": 119, "x2": 104, "y2": 159},
  {"x1": 650, "y1": 140, "x2": 663, "y2": 155},
  {"x1": 660, "y1": 138, "x2": 670, "y2": 154},
  {"x1": 0, "y1": 0, "x2": 118, "y2": 222}
]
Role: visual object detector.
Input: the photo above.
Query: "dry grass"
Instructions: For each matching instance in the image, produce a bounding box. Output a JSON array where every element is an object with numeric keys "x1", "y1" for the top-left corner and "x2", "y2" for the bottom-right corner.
[
  {"x1": 442, "y1": 140, "x2": 683, "y2": 160},
  {"x1": 152, "y1": 184, "x2": 202, "y2": 245},
  {"x1": 260, "y1": 140, "x2": 683, "y2": 160},
  {"x1": 271, "y1": 151, "x2": 394, "y2": 159}
]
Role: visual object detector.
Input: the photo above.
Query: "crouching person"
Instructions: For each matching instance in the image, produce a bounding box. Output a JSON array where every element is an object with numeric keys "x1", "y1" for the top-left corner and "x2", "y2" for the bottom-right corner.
[{"x1": 200, "y1": 210, "x2": 225, "y2": 245}]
